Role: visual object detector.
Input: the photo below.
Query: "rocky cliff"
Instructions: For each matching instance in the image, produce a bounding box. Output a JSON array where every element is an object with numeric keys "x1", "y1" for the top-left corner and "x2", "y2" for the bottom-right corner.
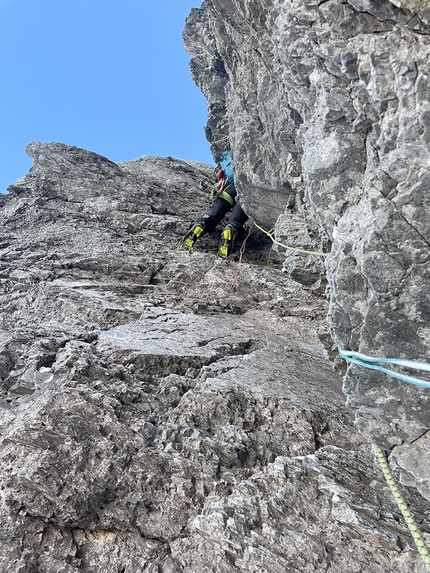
[
  {"x1": 0, "y1": 139, "x2": 425, "y2": 571},
  {"x1": 0, "y1": 0, "x2": 429, "y2": 571},
  {"x1": 184, "y1": 0, "x2": 430, "y2": 516}
]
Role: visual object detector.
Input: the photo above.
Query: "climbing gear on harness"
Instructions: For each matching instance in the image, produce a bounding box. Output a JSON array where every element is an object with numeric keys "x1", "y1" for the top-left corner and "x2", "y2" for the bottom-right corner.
[
  {"x1": 183, "y1": 223, "x2": 204, "y2": 250},
  {"x1": 338, "y1": 346, "x2": 430, "y2": 389},
  {"x1": 218, "y1": 225, "x2": 235, "y2": 259},
  {"x1": 201, "y1": 179, "x2": 235, "y2": 207},
  {"x1": 374, "y1": 445, "x2": 430, "y2": 572}
]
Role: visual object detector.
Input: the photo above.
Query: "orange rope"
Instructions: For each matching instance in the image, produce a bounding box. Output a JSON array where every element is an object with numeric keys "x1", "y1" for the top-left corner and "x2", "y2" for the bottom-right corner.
[{"x1": 230, "y1": 224, "x2": 253, "y2": 292}]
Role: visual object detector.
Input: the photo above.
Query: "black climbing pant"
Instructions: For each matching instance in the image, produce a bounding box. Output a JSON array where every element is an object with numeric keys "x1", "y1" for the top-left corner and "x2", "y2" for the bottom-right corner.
[{"x1": 196, "y1": 183, "x2": 248, "y2": 234}]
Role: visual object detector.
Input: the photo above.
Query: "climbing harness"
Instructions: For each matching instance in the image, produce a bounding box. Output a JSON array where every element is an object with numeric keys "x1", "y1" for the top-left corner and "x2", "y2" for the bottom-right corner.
[
  {"x1": 374, "y1": 445, "x2": 430, "y2": 572},
  {"x1": 338, "y1": 346, "x2": 430, "y2": 390},
  {"x1": 252, "y1": 221, "x2": 327, "y2": 257},
  {"x1": 200, "y1": 180, "x2": 235, "y2": 207},
  {"x1": 217, "y1": 189, "x2": 235, "y2": 207}
]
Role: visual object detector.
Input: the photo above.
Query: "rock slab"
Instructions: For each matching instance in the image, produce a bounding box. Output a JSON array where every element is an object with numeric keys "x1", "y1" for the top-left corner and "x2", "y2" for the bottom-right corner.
[{"x1": 0, "y1": 142, "x2": 428, "y2": 570}]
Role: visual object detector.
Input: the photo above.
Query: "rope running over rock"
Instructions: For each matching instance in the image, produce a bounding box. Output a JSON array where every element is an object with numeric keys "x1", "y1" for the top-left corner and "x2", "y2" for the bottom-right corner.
[
  {"x1": 230, "y1": 224, "x2": 253, "y2": 292},
  {"x1": 338, "y1": 345, "x2": 430, "y2": 389},
  {"x1": 252, "y1": 220, "x2": 328, "y2": 257},
  {"x1": 374, "y1": 445, "x2": 430, "y2": 572},
  {"x1": 339, "y1": 347, "x2": 430, "y2": 569}
]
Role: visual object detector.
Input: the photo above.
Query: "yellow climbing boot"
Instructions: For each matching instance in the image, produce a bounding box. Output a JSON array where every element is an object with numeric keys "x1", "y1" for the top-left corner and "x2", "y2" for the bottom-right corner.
[
  {"x1": 218, "y1": 225, "x2": 235, "y2": 259},
  {"x1": 183, "y1": 224, "x2": 204, "y2": 250}
]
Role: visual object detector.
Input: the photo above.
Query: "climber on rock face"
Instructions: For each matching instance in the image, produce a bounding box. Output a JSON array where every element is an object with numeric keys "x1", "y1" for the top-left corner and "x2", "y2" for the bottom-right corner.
[{"x1": 183, "y1": 151, "x2": 248, "y2": 259}]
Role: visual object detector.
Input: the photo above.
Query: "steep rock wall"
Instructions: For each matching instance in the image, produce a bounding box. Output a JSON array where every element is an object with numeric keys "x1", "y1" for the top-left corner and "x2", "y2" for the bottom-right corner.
[
  {"x1": 1, "y1": 142, "x2": 428, "y2": 571},
  {"x1": 184, "y1": 0, "x2": 430, "y2": 506}
]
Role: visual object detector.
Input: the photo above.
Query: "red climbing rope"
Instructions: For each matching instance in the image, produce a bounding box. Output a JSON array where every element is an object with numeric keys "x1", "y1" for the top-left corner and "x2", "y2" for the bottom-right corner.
[{"x1": 230, "y1": 224, "x2": 253, "y2": 292}]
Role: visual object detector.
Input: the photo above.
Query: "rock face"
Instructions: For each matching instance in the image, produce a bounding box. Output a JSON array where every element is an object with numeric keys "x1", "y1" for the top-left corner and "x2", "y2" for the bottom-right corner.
[
  {"x1": 0, "y1": 141, "x2": 428, "y2": 571},
  {"x1": 184, "y1": 0, "x2": 430, "y2": 512}
]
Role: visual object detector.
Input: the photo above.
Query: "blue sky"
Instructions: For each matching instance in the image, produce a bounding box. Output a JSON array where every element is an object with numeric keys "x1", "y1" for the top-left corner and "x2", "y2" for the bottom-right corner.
[{"x1": 0, "y1": 0, "x2": 212, "y2": 193}]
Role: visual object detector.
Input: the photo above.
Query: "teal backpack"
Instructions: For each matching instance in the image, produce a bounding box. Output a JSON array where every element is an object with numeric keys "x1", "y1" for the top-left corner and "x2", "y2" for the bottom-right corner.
[{"x1": 220, "y1": 151, "x2": 234, "y2": 183}]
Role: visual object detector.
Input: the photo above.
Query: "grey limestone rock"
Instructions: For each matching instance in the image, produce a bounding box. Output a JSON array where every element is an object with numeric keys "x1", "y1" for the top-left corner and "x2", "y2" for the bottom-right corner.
[
  {"x1": 184, "y1": 0, "x2": 430, "y2": 521},
  {"x1": 1, "y1": 141, "x2": 428, "y2": 571}
]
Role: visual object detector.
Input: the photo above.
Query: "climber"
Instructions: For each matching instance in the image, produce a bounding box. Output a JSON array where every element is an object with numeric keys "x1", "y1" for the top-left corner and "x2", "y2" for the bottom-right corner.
[{"x1": 183, "y1": 151, "x2": 248, "y2": 259}]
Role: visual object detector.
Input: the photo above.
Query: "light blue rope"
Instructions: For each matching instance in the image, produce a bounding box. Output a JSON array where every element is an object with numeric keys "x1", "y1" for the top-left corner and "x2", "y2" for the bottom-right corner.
[{"x1": 338, "y1": 346, "x2": 430, "y2": 389}]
